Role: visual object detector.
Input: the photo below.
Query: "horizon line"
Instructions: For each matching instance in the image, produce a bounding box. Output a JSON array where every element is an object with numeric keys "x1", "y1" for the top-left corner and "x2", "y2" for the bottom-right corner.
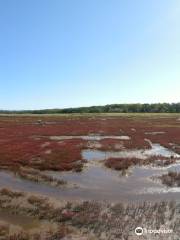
[{"x1": 1, "y1": 102, "x2": 180, "y2": 112}]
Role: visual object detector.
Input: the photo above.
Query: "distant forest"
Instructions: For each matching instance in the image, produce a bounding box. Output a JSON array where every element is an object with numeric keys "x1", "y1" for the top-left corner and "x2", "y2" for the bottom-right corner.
[{"x1": 1, "y1": 103, "x2": 180, "y2": 114}]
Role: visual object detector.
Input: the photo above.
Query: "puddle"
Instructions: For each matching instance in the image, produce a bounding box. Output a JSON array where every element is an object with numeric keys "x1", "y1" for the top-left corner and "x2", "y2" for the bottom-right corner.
[
  {"x1": 145, "y1": 131, "x2": 165, "y2": 135},
  {"x1": 82, "y1": 141, "x2": 180, "y2": 161},
  {"x1": 0, "y1": 209, "x2": 40, "y2": 230},
  {"x1": 141, "y1": 187, "x2": 180, "y2": 194},
  {"x1": 144, "y1": 141, "x2": 180, "y2": 158},
  {"x1": 40, "y1": 164, "x2": 180, "y2": 202},
  {"x1": 49, "y1": 135, "x2": 130, "y2": 141},
  {"x1": 1, "y1": 162, "x2": 180, "y2": 203}
]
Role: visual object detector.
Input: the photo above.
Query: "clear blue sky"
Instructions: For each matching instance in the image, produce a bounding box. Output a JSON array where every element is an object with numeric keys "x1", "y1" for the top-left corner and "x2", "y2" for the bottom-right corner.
[{"x1": 0, "y1": 0, "x2": 180, "y2": 110}]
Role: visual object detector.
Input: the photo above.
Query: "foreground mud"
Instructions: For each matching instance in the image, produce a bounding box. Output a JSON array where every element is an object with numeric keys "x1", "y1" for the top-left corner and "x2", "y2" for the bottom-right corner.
[{"x1": 0, "y1": 188, "x2": 180, "y2": 240}]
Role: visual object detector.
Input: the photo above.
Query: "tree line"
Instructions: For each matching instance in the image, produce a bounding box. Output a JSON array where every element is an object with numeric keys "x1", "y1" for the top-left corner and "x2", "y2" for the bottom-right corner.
[{"x1": 1, "y1": 103, "x2": 180, "y2": 114}]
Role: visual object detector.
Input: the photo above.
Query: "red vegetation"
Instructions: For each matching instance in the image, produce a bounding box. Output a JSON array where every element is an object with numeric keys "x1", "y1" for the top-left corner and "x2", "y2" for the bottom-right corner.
[
  {"x1": 105, "y1": 158, "x2": 141, "y2": 170},
  {"x1": 105, "y1": 156, "x2": 176, "y2": 171},
  {"x1": 0, "y1": 115, "x2": 180, "y2": 171}
]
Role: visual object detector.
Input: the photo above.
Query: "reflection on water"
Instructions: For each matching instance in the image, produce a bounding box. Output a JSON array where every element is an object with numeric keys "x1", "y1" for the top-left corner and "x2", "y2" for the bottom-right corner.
[
  {"x1": 0, "y1": 140, "x2": 180, "y2": 203},
  {"x1": 0, "y1": 162, "x2": 180, "y2": 203},
  {"x1": 50, "y1": 135, "x2": 131, "y2": 141},
  {"x1": 82, "y1": 142, "x2": 180, "y2": 161}
]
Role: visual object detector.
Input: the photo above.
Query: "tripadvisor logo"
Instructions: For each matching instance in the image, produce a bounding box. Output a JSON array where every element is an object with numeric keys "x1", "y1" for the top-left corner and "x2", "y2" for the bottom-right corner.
[
  {"x1": 135, "y1": 227, "x2": 173, "y2": 236},
  {"x1": 135, "y1": 227, "x2": 143, "y2": 236}
]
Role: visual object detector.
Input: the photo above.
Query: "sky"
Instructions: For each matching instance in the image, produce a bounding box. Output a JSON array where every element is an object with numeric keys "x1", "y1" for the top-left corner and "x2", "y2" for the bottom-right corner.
[{"x1": 0, "y1": 0, "x2": 180, "y2": 110}]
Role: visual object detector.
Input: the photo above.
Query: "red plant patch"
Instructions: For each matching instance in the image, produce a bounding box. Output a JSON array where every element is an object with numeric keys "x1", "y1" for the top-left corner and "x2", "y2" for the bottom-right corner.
[
  {"x1": 105, "y1": 157, "x2": 142, "y2": 171},
  {"x1": 0, "y1": 115, "x2": 180, "y2": 172}
]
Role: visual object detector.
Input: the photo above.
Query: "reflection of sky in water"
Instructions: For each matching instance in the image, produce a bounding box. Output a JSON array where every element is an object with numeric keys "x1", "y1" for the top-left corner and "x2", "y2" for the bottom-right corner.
[
  {"x1": 82, "y1": 142, "x2": 180, "y2": 161},
  {"x1": 50, "y1": 135, "x2": 130, "y2": 141}
]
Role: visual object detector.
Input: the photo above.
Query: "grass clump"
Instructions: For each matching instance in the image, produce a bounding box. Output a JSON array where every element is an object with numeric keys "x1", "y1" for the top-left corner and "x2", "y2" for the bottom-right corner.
[{"x1": 159, "y1": 171, "x2": 180, "y2": 187}]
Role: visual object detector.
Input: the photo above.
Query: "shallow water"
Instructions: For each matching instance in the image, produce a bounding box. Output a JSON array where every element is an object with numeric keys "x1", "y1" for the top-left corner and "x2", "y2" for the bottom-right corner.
[
  {"x1": 0, "y1": 140, "x2": 180, "y2": 203},
  {"x1": 1, "y1": 162, "x2": 180, "y2": 203},
  {"x1": 82, "y1": 142, "x2": 180, "y2": 161},
  {"x1": 50, "y1": 135, "x2": 130, "y2": 141},
  {"x1": 145, "y1": 131, "x2": 165, "y2": 135},
  {"x1": 45, "y1": 163, "x2": 180, "y2": 202}
]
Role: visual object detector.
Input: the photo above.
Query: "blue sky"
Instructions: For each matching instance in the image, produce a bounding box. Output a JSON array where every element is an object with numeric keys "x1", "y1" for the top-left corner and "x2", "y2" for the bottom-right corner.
[{"x1": 0, "y1": 0, "x2": 180, "y2": 110}]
